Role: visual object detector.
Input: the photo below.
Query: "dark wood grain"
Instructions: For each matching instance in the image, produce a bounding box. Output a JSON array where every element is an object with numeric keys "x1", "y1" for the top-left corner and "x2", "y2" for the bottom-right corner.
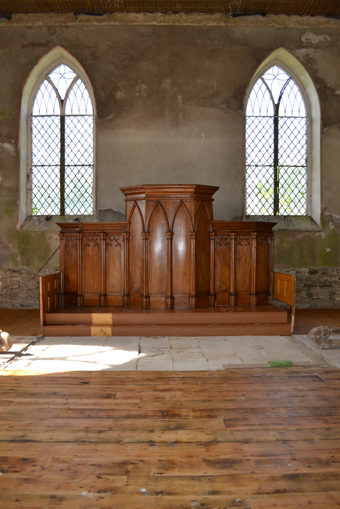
[{"x1": 1, "y1": 367, "x2": 340, "y2": 508}]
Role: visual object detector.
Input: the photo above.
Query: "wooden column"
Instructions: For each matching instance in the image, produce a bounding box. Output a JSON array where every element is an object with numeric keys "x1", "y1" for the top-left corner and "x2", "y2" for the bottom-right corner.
[
  {"x1": 142, "y1": 232, "x2": 150, "y2": 309},
  {"x1": 59, "y1": 232, "x2": 65, "y2": 306},
  {"x1": 190, "y1": 231, "x2": 197, "y2": 308},
  {"x1": 123, "y1": 232, "x2": 130, "y2": 307},
  {"x1": 229, "y1": 232, "x2": 237, "y2": 306},
  {"x1": 76, "y1": 232, "x2": 83, "y2": 307},
  {"x1": 166, "y1": 232, "x2": 174, "y2": 309},
  {"x1": 209, "y1": 231, "x2": 216, "y2": 306},
  {"x1": 99, "y1": 232, "x2": 107, "y2": 307},
  {"x1": 250, "y1": 231, "x2": 257, "y2": 306},
  {"x1": 269, "y1": 232, "x2": 275, "y2": 301}
]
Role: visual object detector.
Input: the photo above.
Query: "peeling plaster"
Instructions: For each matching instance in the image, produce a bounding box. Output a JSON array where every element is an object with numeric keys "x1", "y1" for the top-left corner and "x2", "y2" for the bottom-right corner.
[
  {"x1": 0, "y1": 142, "x2": 16, "y2": 156},
  {"x1": 301, "y1": 32, "x2": 331, "y2": 44},
  {"x1": 3, "y1": 13, "x2": 340, "y2": 29}
]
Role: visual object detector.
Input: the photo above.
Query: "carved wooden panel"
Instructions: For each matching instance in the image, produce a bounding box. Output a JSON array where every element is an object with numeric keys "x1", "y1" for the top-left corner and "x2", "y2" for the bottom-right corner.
[
  {"x1": 215, "y1": 235, "x2": 231, "y2": 305},
  {"x1": 195, "y1": 206, "x2": 210, "y2": 306},
  {"x1": 106, "y1": 235, "x2": 124, "y2": 306},
  {"x1": 256, "y1": 234, "x2": 270, "y2": 304},
  {"x1": 128, "y1": 205, "x2": 143, "y2": 306},
  {"x1": 172, "y1": 204, "x2": 191, "y2": 308},
  {"x1": 83, "y1": 235, "x2": 101, "y2": 306},
  {"x1": 62, "y1": 234, "x2": 78, "y2": 305},
  {"x1": 148, "y1": 204, "x2": 167, "y2": 308}
]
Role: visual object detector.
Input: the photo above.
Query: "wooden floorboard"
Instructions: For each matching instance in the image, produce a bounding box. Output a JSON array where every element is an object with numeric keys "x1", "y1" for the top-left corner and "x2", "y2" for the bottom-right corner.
[
  {"x1": 1, "y1": 367, "x2": 340, "y2": 508},
  {"x1": 0, "y1": 309, "x2": 41, "y2": 336},
  {"x1": 293, "y1": 308, "x2": 340, "y2": 335}
]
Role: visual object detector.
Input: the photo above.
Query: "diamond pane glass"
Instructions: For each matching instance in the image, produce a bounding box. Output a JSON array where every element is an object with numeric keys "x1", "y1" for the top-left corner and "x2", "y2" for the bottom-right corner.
[
  {"x1": 64, "y1": 115, "x2": 93, "y2": 214},
  {"x1": 279, "y1": 79, "x2": 306, "y2": 117},
  {"x1": 246, "y1": 65, "x2": 307, "y2": 216},
  {"x1": 246, "y1": 116, "x2": 274, "y2": 215},
  {"x1": 65, "y1": 80, "x2": 93, "y2": 115},
  {"x1": 31, "y1": 63, "x2": 94, "y2": 216},
  {"x1": 246, "y1": 79, "x2": 274, "y2": 117},
  {"x1": 278, "y1": 117, "x2": 307, "y2": 215},
  {"x1": 32, "y1": 116, "x2": 60, "y2": 215},
  {"x1": 32, "y1": 166, "x2": 60, "y2": 215},
  {"x1": 65, "y1": 116, "x2": 93, "y2": 166},
  {"x1": 64, "y1": 165, "x2": 93, "y2": 215},
  {"x1": 33, "y1": 80, "x2": 60, "y2": 115},
  {"x1": 32, "y1": 116, "x2": 60, "y2": 166}
]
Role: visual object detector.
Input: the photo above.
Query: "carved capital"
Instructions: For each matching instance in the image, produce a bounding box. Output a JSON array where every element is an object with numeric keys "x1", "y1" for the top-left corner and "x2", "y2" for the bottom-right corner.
[
  {"x1": 166, "y1": 232, "x2": 174, "y2": 240},
  {"x1": 142, "y1": 232, "x2": 150, "y2": 240}
]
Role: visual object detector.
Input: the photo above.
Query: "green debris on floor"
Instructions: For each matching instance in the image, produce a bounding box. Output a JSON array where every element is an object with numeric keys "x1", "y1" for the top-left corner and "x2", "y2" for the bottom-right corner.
[{"x1": 268, "y1": 360, "x2": 294, "y2": 368}]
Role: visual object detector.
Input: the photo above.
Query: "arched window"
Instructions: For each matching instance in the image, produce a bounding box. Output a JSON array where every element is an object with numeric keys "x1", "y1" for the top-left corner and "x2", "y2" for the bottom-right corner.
[
  {"x1": 246, "y1": 65, "x2": 307, "y2": 216},
  {"x1": 31, "y1": 63, "x2": 94, "y2": 216}
]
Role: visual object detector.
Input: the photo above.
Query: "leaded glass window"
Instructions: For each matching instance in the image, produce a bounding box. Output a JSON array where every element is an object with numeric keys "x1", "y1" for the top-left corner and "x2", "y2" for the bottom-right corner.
[
  {"x1": 246, "y1": 65, "x2": 307, "y2": 216},
  {"x1": 31, "y1": 64, "x2": 94, "y2": 215}
]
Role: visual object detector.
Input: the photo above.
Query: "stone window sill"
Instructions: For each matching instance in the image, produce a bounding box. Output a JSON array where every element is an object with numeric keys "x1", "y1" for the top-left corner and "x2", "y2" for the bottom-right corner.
[
  {"x1": 20, "y1": 215, "x2": 96, "y2": 232},
  {"x1": 245, "y1": 215, "x2": 321, "y2": 231}
]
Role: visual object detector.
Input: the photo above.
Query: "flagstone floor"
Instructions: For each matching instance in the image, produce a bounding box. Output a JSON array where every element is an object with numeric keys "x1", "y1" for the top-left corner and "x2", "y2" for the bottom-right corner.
[{"x1": 1, "y1": 333, "x2": 337, "y2": 373}]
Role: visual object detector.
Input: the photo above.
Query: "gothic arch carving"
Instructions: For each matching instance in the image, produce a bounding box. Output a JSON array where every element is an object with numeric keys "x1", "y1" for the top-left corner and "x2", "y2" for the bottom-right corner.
[
  {"x1": 147, "y1": 201, "x2": 170, "y2": 232},
  {"x1": 194, "y1": 201, "x2": 212, "y2": 231},
  {"x1": 171, "y1": 201, "x2": 194, "y2": 232},
  {"x1": 127, "y1": 201, "x2": 145, "y2": 232}
]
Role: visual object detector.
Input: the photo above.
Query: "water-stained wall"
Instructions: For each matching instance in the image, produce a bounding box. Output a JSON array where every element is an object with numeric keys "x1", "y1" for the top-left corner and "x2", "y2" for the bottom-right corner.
[{"x1": 0, "y1": 13, "x2": 339, "y2": 308}]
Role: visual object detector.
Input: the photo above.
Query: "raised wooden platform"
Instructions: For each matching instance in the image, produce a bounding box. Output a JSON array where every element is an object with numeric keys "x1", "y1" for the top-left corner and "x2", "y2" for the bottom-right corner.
[{"x1": 42, "y1": 304, "x2": 291, "y2": 336}]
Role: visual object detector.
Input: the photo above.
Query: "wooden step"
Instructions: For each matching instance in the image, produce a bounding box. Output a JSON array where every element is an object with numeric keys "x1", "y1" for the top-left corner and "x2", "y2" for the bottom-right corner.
[
  {"x1": 45, "y1": 305, "x2": 288, "y2": 326},
  {"x1": 43, "y1": 322, "x2": 291, "y2": 337},
  {"x1": 43, "y1": 305, "x2": 291, "y2": 337}
]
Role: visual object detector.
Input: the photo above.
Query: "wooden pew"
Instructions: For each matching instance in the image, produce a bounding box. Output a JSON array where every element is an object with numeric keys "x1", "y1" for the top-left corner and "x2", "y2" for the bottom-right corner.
[
  {"x1": 39, "y1": 272, "x2": 61, "y2": 333},
  {"x1": 273, "y1": 272, "x2": 296, "y2": 333}
]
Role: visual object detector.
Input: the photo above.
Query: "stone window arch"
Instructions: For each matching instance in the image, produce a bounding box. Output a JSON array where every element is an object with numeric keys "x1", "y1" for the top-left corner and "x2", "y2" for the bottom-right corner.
[
  {"x1": 244, "y1": 48, "x2": 321, "y2": 226},
  {"x1": 19, "y1": 46, "x2": 96, "y2": 227}
]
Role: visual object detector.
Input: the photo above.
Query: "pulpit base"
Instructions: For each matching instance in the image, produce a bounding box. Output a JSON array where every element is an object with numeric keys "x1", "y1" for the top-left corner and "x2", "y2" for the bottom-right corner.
[{"x1": 42, "y1": 304, "x2": 291, "y2": 337}]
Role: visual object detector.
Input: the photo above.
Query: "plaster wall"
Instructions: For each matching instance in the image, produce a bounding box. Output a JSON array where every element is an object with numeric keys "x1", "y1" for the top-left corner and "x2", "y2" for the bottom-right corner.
[{"x1": 0, "y1": 14, "x2": 339, "y2": 308}]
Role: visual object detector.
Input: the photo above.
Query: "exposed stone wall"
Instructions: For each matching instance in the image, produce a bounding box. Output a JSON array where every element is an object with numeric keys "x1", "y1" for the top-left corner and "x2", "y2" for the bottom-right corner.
[
  {"x1": 277, "y1": 267, "x2": 340, "y2": 309},
  {"x1": 1, "y1": 265, "x2": 338, "y2": 310},
  {"x1": 0, "y1": 267, "x2": 58, "y2": 309}
]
